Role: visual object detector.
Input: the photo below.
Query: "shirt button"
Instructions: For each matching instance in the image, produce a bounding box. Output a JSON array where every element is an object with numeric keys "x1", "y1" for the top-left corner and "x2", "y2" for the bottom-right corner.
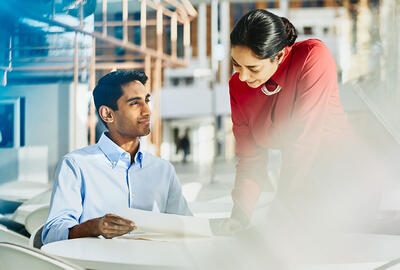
[
  {"x1": 132, "y1": 193, "x2": 135, "y2": 198},
  {"x1": 112, "y1": 161, "x2": 117, "y2": 166}
]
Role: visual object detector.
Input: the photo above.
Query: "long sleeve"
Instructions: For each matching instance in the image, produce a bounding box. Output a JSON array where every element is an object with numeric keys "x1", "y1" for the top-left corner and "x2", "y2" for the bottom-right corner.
[
  {"x1": 230, "y1": 87, "x2": 269, "y2": 219},
  {"x1": 42, "y1": 157, "x2": 83, "y2": 244},
  {"x1": 277, "y1": 42, "x2": 338, "y2": 203},
  {"x1": 165, "y1": 163, "x2": 192, "y2": 216}
]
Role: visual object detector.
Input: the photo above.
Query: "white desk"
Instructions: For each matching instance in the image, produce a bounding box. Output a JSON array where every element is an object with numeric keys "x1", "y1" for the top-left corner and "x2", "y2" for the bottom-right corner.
[
  {"x1": 41, "y1": 236, "x2": 244, "y2": 270},
  {"x1": 41, "y1": 232, "x2": 400, "y2": 270},
  {"x1": 0, "y1": 181, "x2": 51, "y2": 202},
  {"x1": 291, "y1": 233, "x2": 400, "y2": 270},
  {"x1": 42, "y1": 227, "x2": 400, "y2": 270}
]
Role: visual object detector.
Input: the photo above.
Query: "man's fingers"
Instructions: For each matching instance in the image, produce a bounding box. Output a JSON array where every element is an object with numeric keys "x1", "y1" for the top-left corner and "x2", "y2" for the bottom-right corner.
[
  {"x1": 102, "y1": 223, "x2": 136, "y2": 231},
  {"x1": 104, "y1": 214, "x2": 135, "y2": 227},
  {"x1": 101, "y1": 226, "x2": 136, "y2": 238}
]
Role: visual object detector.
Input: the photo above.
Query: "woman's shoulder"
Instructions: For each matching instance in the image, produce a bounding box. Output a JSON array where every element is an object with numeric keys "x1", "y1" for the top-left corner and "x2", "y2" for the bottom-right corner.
[
  {"x1": 229, "y1": 72, "x2": 240, "y2": 85},
  {"x1": 292, "y1": 39, "x2": 331, "y2": 58},
  {"x1": 229, "y1": 72, "x2": 245, "y2": 96}
]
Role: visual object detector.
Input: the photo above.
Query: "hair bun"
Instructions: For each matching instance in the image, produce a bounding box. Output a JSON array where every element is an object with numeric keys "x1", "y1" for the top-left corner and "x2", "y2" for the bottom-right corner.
[{"x1": 280, "y1": 17, "x2": 297, "y2": 46}]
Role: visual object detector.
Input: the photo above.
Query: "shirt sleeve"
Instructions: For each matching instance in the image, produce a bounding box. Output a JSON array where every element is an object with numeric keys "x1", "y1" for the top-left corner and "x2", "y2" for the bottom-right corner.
[
  {"x1": 42, "y1": 157, "x2": 83, "y2": 244},
  {"x1": 278, "y1": 42, "x2": 338, "y2": 203},
  {"x1": 165, "y1": 163, "x2": 192, "y2": 216},
  {"x1": 229, "y1": 85, "x2": 270, "y2": 220}
]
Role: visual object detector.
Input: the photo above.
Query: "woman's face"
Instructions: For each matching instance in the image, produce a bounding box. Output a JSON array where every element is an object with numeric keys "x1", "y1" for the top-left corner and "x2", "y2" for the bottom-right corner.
[{"x1": 231, "y1": 45, "x2": 284, "y2": 88}]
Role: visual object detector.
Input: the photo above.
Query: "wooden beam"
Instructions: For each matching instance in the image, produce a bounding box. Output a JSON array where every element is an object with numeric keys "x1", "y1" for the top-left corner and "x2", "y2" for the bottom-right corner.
[
  {"x1": 102, "y1": 0, "x2": 108, "y2": 37},
  {"x1": 145, "y1": 55, "x2": 151, "y2": 90},
  {"x1": 39, "y1": 16, "x2": 187, "y2": 66},
  {"x1": 94, "y1": 19, "x2": 172, "y2": 27},
  {"x1": 141, "y1": 0, "x2": 147, "y2": 49},
  {"x1": 180, "y1": 0, "x2": 198, "y2": 17},
  {"x1": 89, "y1": 36, "x2": 96, "y2": 145},
  {"x1": 122, "y1": 0, "x2": 128, "y2": 43},
  {"x1": 171, "y1": 12, "x2": 177, "y2": 59},
  {"x1": 156, "y1": 7, "x2": 163, "y2": 54},
  {"x1": 183, "y1": 20, "x2": 190, "y2": 63},
  {"x1": 73, "y1": 31, "x2": 79, "y2": 150},
  {"x1": 95, "y1": 62, "x2": 145, "y2": 70}
]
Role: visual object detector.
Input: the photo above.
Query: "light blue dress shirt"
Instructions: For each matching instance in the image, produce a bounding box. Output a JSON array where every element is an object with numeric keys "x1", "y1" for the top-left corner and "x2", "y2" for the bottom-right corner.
[{"x1": 42, "y1": 133, "x2": 191, "y2": 244}]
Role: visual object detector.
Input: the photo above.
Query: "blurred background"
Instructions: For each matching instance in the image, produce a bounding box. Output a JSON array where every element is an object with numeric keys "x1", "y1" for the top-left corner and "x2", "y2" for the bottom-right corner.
[{"x1": 0, "y1": 0, "x2": 399, "y2": 246}]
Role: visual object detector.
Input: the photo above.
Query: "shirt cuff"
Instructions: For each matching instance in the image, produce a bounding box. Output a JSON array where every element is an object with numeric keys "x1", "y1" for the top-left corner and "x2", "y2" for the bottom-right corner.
[{"x1": 42, "y1": 219, "x2": 78, "y2": 244}]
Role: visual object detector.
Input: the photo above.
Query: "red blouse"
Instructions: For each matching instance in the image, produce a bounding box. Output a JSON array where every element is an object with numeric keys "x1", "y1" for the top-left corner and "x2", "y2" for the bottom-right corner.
[{"x1": 229, "y1": 39, "x2": 351, "y2": 217}]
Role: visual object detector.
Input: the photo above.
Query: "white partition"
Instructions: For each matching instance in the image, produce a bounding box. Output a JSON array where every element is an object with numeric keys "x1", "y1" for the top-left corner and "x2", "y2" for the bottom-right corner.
[{"x1": 18, "y1": 146, "x2": 48, "y2": 184}]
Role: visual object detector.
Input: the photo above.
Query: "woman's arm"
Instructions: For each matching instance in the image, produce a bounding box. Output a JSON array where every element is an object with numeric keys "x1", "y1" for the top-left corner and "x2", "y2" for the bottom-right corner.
[{"x1": 230, "y1": 88, "x2": 269, "y2": 224}]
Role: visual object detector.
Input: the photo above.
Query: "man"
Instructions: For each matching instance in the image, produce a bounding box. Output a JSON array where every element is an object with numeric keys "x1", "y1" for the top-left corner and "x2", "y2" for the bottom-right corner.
[{"x1": 42, "y1": 70, "x2": 191, "y2": 244}]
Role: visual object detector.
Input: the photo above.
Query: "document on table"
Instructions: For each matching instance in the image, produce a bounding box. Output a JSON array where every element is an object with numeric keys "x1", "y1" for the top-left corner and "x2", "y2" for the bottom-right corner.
[{"x1": 120, "y1": 208, "x2": 213, "y2": 237}]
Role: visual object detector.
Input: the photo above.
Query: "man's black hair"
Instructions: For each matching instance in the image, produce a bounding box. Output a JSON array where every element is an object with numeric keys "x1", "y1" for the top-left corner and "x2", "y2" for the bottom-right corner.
[{"x1": 93, "y1": 70, "x2": 148, "y2": 126}]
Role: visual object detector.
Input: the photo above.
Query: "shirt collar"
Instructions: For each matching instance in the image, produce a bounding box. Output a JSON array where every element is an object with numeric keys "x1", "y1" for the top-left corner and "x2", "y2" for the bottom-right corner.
[
  {"x1": 270, "y1": 46, "x2": 292, "y2": 87},
  {"x1": 97, "y1": 132, "x2": 144, "y2": 168}
]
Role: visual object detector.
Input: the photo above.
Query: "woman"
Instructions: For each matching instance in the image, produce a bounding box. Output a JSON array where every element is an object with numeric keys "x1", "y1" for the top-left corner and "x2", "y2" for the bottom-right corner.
[{"x1": 225, "y1": 9, "x2": 378, "y2": 233}]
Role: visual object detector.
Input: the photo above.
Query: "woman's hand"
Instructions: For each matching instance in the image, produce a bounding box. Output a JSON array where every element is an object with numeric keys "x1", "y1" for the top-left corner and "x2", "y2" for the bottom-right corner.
[{"x1": 211, "y1": 217, "x2": 245, "y2": 236}]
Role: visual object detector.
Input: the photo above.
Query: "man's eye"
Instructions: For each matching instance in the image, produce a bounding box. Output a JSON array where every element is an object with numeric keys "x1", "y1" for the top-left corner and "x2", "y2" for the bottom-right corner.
[
  {"x1": 249, "y1": 69, "x2": 259, "y2": 73},
  {"x1": 130, "y1": 102, "x2": 138, "y2": 106},
  {"x1": 145, "y1": 99, "x2": 151, "y2": 103}
]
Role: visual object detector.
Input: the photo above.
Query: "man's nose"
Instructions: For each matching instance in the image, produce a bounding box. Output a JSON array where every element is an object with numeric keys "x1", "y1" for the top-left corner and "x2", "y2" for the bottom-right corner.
[{"x1": 142, "y1": 103, "x2": 151, "y2": 116}]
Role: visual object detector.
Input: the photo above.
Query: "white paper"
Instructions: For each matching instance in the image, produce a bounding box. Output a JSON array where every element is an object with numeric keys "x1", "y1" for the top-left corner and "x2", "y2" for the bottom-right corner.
[{"x1": 120, "y1": 208, "x2": 212, "y2": 237}]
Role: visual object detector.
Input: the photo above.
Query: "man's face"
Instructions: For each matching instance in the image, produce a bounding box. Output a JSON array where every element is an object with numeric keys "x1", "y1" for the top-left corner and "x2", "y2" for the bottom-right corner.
[{"x1": 112, "y1": 80, "x2": 151, "y2": 138}]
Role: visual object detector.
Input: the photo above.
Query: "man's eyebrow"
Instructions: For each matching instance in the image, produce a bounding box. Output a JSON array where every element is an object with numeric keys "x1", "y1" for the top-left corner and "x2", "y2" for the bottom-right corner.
[
  {"x1": 126, "y1": 94, "x2": 151, "y2": 103},
  {"x1": 231, "y1": 56, "x2": 259, "y2": 68},
  {"x1": 126, "y1": 97, "x2": 141, "y2": 102}
]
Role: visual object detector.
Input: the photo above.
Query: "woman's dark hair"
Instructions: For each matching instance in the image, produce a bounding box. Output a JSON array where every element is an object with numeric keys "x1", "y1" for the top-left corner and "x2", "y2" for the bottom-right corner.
[
  {"x1": 230, "y1": 9, "x2": 297, "y2": 60},
  {"x1": 93, "y1": 70, "x2": 148, "y2": 125}
]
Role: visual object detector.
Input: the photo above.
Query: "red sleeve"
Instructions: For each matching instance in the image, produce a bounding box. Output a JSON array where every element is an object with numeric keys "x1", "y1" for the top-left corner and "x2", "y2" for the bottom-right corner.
[
  {"x1": 278, "y1": 41, "x2": 338, "y2": 202},
  {"x1": 229, "y1": 78, "x2": 269, "y2": 219}
]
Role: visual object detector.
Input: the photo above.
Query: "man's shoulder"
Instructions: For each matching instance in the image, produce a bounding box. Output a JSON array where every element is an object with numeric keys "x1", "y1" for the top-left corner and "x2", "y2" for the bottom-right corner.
[
  {"x1": 62, "y1": 144, "x2": 100, "y2": 163},
  {"x1": 142, "y1": 151, "x2": 174, "y2": 170}
]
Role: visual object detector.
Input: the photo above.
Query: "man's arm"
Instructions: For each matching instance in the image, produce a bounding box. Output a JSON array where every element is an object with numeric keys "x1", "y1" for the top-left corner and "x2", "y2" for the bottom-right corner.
[
  {"x1": 42, "y1": 157, "x2": 136, "y2": 244},
  {"x1": 165, "y1": 163, "x2": 192, "y2": 216},
  {"x1": 42, "y1": 157, "x2": 84, "y2": 244},
  {"x1": 69, "y1": 214, "x2": 136, "y2": 239}
]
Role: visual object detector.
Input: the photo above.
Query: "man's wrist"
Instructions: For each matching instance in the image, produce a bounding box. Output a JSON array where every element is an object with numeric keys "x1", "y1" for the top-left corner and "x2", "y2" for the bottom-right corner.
[{"x1": 69, "y1": 218, "x2": 101, "y2": 239}]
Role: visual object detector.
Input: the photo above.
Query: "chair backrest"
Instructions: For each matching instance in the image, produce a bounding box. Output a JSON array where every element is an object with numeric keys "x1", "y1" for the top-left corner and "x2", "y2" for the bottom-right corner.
[
  {"x1": 29, "y1": 225, "x2": 44, "y2": 249},
  {"x1": 12, "y1": 189, "x2": 52, "y2": 224},
  {"x1": 25, "y1": 205, "x2": 49, "y2": 235},
  {"x1": 0, "y1": 242, "x2": 85, "y2": 270},
  {"x1": 0, "y1": 225, "x2": 29, "y2": 246}
]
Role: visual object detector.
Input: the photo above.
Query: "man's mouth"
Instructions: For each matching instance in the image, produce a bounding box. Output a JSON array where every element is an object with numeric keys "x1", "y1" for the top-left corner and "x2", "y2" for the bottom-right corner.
[{"x1": 138, "y1": 118, "x2": 150, "y2": 125}]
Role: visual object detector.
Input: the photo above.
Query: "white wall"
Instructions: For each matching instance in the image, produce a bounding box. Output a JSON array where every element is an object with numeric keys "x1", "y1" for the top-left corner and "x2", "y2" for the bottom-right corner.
[
  {"x1": 161, "y1": 83, "x2": 231, "y2": 119},
  {"x1": 0, "y1": 82, "x2": 88, "y2": 183}
]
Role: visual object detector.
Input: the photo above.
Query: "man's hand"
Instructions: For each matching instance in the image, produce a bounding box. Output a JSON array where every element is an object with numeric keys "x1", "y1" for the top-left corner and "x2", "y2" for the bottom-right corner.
[
  {"x1": 69, "y1": 213, "x2": 136, "y2": 240},
  {"x1": 97, "y1": 214, "x2": 136, "y2": 239}
]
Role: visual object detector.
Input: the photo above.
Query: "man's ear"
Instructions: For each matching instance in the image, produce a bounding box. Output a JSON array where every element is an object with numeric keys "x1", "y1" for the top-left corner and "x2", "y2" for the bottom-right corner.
[{"x1": 99, "y1": 105, "x2": 114, "y2": 124}]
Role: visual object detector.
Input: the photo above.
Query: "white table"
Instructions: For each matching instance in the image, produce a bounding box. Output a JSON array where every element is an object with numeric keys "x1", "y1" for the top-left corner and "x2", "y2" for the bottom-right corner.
[
  {"x1": 41, "y1": 232, "x2": 400, "y2": 270},
  {"x1": 291, "y1": 233, "x2": 400, "y2": 270},
  {"x1": 41, "y1": 236, "x2": 244, "y2": 270},
  {"x1": 0, "y1": 181, "x2": 51, "y2": 202}
]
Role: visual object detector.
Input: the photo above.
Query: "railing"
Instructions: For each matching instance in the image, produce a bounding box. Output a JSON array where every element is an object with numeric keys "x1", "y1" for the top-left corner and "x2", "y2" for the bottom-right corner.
[{"x1": 0, "y1": 0, "x2": 197, "y2": 155}]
